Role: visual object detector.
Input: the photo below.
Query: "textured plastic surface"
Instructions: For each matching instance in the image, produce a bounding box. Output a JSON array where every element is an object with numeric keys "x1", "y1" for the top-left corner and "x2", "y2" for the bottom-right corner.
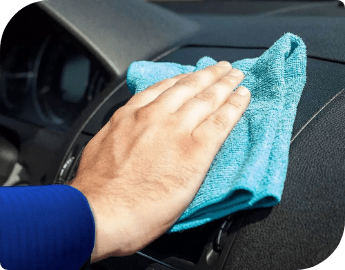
[{"x1": 224, "y1": 91, "x2": 345, "y2": 270}]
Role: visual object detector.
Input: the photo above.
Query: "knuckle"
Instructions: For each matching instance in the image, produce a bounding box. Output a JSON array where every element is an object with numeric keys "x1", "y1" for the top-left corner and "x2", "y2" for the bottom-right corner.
[
  {"x1": 109, "y1": 107, "x2": 126, "y2": 124},
  {"x1": 174, "y1": 73, "x2": 189, "y2": 80},
  {"x1": 125, "y1": 95, "x2": 137, "y2": 105},
  {"x1": 194, "y1": 91, "x2": 217, "y2": 105},
  {"x1": 228, "y1": 69, "x2": 245, "y2": 78},
  {"x1": 169, "y1": 74, "x2": 189, "y2": 86},
  {"x1": 147, "y1": 75, "x2": 185, "y2": 90},
  {"x1": 116, "y1": 105, "x2": 128, "y2": 115},
  {"x1": 203, "y1": 66, "x2": 226, "y2": 81},
  {"x1": 209, "y1": 113, "x2": 228, "y2": 130},
  {"x1": 226, "y1": 94, "x2": 245, "y2": 109},
  {"x1": 126, "y1": 93, "x2": 146, "y2": 106},
  {"x1": 222, "y1": 74, "x2": 241, "y2": 84},
  {"x1": 108, "y1": 113, "x2": 114, "y2": 124},
  {"x1": 204, "y1": 63, "x2": 232, "y2": 76},
  {"x1": 176, "y1": 76, "x2": 199, "y2": 88},
  {"x1": 176, "y1": 136, "x2": 198, "y2": 157},
  {"x1": 109, "y1": 115, "x2": 118, "y2": 125},
  {"x1": 150, "y1": 81, "x2": 164, "y2": 89},
  {"x1": 133, "y1": 105, "x2": 154, "y2": 122},
  {"x1": 218, "y1": 77, "x2": 236, "y2": 88},
  {"x1": 205, "y1": 66, "x2": 220, "y2": 77},
  {"x1": 109, "y1": 114, "x2": 116, "y2": 124},
  {"x1": 192, "y1": 129, "x2": 210, "y2": 148}
]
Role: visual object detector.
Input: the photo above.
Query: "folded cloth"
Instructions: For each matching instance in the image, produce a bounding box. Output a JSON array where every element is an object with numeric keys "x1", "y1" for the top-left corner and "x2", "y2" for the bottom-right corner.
[{"x1": 127, "y1": 33, "x2": 307, "y2": 233}]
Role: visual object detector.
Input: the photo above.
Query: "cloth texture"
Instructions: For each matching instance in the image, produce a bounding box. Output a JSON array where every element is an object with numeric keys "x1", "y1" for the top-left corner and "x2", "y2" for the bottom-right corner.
[
  {"x1": 127, "y1": 33, "x2": 307, "y2": 233},
  {"x1": 0, "y1": 185, "x2": 95, "y2": 270}
]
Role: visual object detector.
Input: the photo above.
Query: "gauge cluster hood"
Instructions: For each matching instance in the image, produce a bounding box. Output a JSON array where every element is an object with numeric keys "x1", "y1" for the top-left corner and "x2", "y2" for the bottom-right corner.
[{"x1": 37, "y1": 0, "x2": 199, "y2": 77}]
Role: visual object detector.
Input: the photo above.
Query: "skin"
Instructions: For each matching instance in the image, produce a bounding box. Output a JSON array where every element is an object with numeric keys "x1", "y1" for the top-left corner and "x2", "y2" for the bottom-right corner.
[{"x1": 69, "y1": 61, "x2": 251, "y2": 262}]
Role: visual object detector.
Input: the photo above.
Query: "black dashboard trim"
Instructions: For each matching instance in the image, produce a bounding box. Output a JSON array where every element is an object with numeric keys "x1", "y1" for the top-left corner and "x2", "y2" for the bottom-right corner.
[{"x1": 37, "y1": 0, "x2": 199, "y2": 77}]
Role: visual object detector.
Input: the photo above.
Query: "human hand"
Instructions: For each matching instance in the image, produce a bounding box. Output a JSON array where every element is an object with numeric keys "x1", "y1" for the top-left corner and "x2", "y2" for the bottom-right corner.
[{"x1": 69, "y1": 61, "x2": 250, "y2": 262}]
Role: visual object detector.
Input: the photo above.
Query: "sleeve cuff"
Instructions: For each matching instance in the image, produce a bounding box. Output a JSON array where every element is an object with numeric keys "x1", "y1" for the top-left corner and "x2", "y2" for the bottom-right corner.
[{"x1": 0, "y1": 185, "x2": 95, "y2": 270}]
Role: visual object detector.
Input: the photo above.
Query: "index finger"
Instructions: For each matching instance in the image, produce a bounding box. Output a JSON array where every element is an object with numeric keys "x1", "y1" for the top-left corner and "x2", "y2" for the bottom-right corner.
[
  {"x1": 126, "y1": 73, "x2": 190, "y2": 109},
  {"x1": 152, "y1": 61, "x2": 233, "y2": 113}
]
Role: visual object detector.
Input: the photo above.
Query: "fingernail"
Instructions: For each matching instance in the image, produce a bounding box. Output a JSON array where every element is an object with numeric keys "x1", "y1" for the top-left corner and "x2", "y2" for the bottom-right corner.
[
  {"x1": 216, "y1": 61, "x2": 231, "y2": 67},
  {"x1": 236, "y1": 86, "x2": 249, "y2": 96}
]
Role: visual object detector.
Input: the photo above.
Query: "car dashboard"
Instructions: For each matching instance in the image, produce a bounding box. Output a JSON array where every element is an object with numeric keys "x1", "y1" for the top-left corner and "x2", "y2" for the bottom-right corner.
[{"x1": 0, "y1": 1, "x2": 344, "y2": 269}]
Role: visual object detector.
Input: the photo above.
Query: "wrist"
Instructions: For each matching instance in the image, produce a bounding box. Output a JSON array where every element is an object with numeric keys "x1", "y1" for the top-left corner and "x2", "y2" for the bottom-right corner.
[
  {"x1": 68, "y1": 181, "x2": 110, "y2": 262},
  {"x1": 69, "y1": 180, "x2": 132, "y2": 262}
]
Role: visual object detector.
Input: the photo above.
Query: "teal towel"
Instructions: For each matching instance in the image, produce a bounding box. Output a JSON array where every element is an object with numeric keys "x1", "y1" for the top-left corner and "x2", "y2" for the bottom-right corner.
[{"x1": 127, "y1": 33, "x2": 307, "y2": 233}]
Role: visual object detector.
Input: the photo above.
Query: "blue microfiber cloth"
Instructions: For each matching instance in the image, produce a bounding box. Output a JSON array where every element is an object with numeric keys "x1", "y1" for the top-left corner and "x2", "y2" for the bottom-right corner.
[{"x1": 127, "y1": 33, "x2": 307, "y2": 233}]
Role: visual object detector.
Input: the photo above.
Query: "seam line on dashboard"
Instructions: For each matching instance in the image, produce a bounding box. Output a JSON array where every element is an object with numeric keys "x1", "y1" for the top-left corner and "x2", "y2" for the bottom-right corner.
[
  {"x1": 260, "y1": 2, "x2": 335, "y2": 16},
  {"x1": 136, "y1": 252, "x2": 178, "y2": 270},
  {"x1": 184, "y1": 44, "x2": 269, "y2": 50},
  {"x1": 177, "y1": 45, "x2": 345, "y2": 65},
  {"x1": 290, "y1": 88, "x2": 344, "y2": 144}
]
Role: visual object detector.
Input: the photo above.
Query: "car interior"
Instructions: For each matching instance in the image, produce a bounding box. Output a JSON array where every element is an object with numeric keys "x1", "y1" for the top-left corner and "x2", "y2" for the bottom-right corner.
[{"x1": 0, "y1": 0, "x2": 344, "y2": 269}]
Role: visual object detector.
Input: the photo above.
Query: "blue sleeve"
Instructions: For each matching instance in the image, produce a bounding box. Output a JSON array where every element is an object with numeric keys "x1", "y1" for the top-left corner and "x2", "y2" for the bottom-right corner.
[{"x1": 0, "y1": 185, "x2": 95, "y2": 270}]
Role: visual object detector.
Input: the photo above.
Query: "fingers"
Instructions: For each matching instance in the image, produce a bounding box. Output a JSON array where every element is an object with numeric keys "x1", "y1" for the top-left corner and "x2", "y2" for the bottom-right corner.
[
  {"x1": 192, "y1": 86, "x2": 251, "y2": 155},
  {"x1": 175, "y1": 68, "x2": 245, "y2": 131},
  {"x1": 126, "y1": 73, "x2": 189, "y2": 109},
  {"x1": 153, "y1": 61, "x2": 233, "y2": 113}
]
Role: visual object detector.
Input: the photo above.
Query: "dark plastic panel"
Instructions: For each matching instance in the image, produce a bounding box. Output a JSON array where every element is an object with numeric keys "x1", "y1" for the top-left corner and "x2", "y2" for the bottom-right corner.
[
  {"x1": 152, "y1": 1, "x2": 335, "y2": 15},
  {"x1": 183, "y1": 15, "x2": 345, "y2": 64},
  {"x1": 167, "y1": 0, "x2": 344, "y2": 17},
  {"x1": 224, "y1": 91, "x2": 345, "y2": 270},
  {"x1": 0, "y1": 115, "x2": 66, "y2": 186},
  {"x1": 83, "y1": 83, "x2": 131, "y2": 136},
  {"x1": 36, "y1": 0, "x2": 345, "y2": 76},
  {"x1": 37, "y1": 0, "x2": 199, "y2": 77}
]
